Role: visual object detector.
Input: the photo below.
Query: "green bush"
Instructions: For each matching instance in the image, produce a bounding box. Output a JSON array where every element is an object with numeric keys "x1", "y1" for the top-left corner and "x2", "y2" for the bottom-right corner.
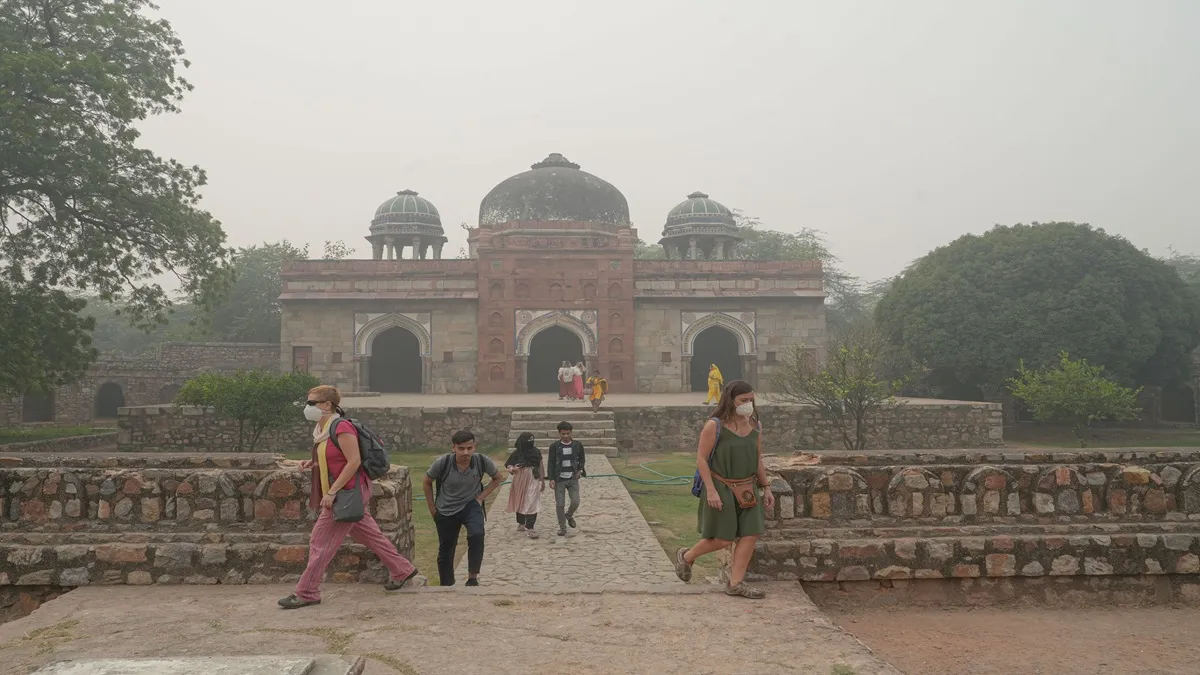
[
  {"x1": 1008, "y1": 352, "x2": 1142, "y2": 447},
  {"x1": 175, "y1": 370, "x2": 319, "y2": 451}
]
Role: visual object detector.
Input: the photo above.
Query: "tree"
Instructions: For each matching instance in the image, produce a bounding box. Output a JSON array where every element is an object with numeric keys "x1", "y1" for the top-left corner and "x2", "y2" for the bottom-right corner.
[
  {"x1": 771, "y1": 325, "x2": 905, "y2": 450},
  {"x1": 0, "y1": 281, "x2": 97, "y2": 394},
  {"x1": 83, "y1": 298, "x2": 209, "y2": 355},
  {"x1": 1008, "y1": 352, "x2": 1142, "y2": 447},
  {"x1": 175, "y1": 370, "x2": 319, "y2": 451},
  {"x1": 0, "y1": 0, "x2": 231, "y2": 393},
  {"x1": 1163, "y1": 248, "x2": 1200, "y2": 294},
  {"x1": 875, "y1": 223, "x2": 1200, "y2": 399},
  {"x1": 322, "y1": 240, "x2": 354, "y2": 260}
]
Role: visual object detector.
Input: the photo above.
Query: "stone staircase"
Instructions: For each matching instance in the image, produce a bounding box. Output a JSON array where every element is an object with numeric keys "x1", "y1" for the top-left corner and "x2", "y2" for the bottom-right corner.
[{"x1": 508, "y1": 409, "x2": 619, "y2": 457}]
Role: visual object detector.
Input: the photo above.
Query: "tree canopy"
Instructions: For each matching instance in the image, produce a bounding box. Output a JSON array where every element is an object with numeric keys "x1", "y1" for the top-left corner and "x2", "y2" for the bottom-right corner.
[
  {"x1": 876, "y1": 222, "x2": 1200, "y2": 398},
  {"x1": 0, "y1": 282, "x2": 97, "y2": 394},
  {"x1": 0, "y1": 0, "x2": 230, "y2": 394},
  {"x1": 1008, "y1": 352, "x2": 1141, "y2": 447}
]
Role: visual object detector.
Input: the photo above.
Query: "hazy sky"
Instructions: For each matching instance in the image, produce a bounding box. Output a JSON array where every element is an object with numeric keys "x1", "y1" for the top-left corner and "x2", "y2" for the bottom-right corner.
[{"x1": 139, "y1": 0, "x2": 1199, "y2": 280}]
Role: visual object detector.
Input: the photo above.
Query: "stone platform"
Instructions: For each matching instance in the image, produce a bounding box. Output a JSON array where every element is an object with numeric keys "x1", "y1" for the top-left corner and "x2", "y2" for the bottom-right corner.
[
  {"x1": 748, "y1": 448, "x2": 1200, "y2": 600},
  {"x1": 0, "y1": 453, "x2": 414, "y2": 587}
]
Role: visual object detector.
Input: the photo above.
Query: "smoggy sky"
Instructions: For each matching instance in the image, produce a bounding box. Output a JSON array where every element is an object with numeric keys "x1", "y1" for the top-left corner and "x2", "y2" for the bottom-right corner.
[{"x1": 138, "y1": 0, "x2": 1199, "y2": 281}]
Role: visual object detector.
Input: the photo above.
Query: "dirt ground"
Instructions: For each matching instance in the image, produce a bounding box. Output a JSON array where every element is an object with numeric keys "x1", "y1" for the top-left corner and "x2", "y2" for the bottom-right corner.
[
  {"x1": 830, "y1": 605, "x2": 1200, "y2": 675},
  {"x1": 0, "y1": 584, "x2": 897, "y2": 675}
]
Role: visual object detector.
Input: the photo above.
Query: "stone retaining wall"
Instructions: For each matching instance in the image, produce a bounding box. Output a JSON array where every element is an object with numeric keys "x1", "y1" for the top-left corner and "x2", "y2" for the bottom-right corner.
[
  {"x1": 116, "y1": 401, "x2": 1002, "y2": 454},
  {"x1": 0, "y1": 454, "x2": 414, "y2": 586},
  {"x1": 747, "y1": 448, "x2": 1200, "y2": 588},
  {"x1": 116, "y1": 405, "x2": 513, "y2": 453},
  {"x1": 616, "y1": 403, "x2": 1003, "y2": 453},
  {"x1": 0, "y1": 433, "x2": 117, "y2": 454}
]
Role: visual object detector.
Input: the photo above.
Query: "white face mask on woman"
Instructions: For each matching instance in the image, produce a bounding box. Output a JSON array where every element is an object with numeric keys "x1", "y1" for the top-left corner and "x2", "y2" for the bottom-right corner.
[
  {"x1": 303, "y1": 404, "x2": 325, "y2": 422},
  {"x1": 735, "y1": 402, "x2": 755, "y2": 417}
]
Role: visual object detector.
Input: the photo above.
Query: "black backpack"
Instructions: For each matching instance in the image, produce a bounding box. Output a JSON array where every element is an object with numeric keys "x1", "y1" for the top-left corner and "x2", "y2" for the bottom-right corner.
[
  {"x1": 327, "y1": 416, "x2": 391, "y2": 479},
  {"x1": 435, "y1": 453, "x2": 486, "y2": 499}
]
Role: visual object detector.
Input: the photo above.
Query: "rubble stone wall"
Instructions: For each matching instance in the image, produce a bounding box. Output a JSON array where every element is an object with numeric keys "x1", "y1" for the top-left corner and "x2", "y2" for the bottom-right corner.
[
  {"x1": 0, "y1": 454, "x2": 414, "y2": 586},
  {"x1": 747, "y1": 448, "x2": 1200, "y2": 590}
]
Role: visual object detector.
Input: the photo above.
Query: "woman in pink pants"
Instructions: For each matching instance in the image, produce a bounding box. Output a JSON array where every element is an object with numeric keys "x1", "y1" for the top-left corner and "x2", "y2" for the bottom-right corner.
[{"x1": 278, "y1": 385, "x2": 419, "y2": 609}]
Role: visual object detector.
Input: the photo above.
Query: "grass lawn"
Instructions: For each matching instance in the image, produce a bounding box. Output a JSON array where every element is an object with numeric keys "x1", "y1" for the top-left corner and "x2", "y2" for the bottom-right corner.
[
  {"x1": 0, "y1": 425, "x2": 109, "y2": 444},
  {"x1": 612, "y1": 452, "x2": 722, "y2": 580},
  {"x1": 285, "y1": 447, "x2": 509, "y2": 586},
  {"x1": 1005, "y1": 425, "x2": 1200, "y2": 448}
]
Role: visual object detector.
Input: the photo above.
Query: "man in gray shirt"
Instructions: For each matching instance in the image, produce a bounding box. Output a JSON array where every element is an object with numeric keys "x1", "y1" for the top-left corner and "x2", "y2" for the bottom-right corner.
[{"x1": 422, "y1": 430, "x2": 503, "y2": 586}]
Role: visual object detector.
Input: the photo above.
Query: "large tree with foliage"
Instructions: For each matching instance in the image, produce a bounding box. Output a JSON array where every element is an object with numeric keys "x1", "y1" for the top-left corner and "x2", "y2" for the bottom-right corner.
[
  {"x1": 208, "y1": 240, "x2": 352, "y2": 343},
  {"x1": 0, "y1": 0, "x2": 230, "y2": 394},
  {"x1": 876, "y1": 223, "x2": 1200, "y2": 399},
  {"x1": 0, "y1": 282, "x2": 97, "y2": 394}
]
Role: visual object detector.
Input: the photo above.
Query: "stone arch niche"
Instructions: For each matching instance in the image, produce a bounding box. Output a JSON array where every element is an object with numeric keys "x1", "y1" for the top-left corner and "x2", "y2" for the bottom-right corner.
[
  {"x1": 354, "y1": 312, "x2": 433, "y2": 394},
  {"x1": 21, "y1": 389, "x2": 55, "y2": 422},
  {"x1": 680, "y1": 311, "x2": 756, "y2": 391},
  {"x1": 959, "y1": 465, "x2": 1017, "y2": 518},
  {"x1": 1107, "y1": 465, "x2": 1169, "y2": 516},
  {"x1": 94, "y1": 382, "x2": 125, "y2": 419},
  {"x1": 1033, "y1": 466, "x2": 1091, "y2": 516},
  {"x1": 487, "y1": 311, "x2": 503, "y2": 328},
  {"x1": 887, "y1": 467, "x2": 951, "y2": 518},
  {"x1": 157, "y1": 384, "x2": 181, "y2": 404},
  {"x1": 807, "y1": 468, "x2": 870, "y2": 520}
]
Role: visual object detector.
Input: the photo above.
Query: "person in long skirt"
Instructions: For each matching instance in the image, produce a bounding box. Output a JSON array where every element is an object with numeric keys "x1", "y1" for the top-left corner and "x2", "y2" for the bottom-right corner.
[
  {"x1": 572, "y1": 361, "x2": 586, "y2": 401},
  {"x1": 703, "y1": 363, "x2": 724, "y2": 405},
  {"x1": 504, "y1": 432, "x2": 545, "y2": 538}
]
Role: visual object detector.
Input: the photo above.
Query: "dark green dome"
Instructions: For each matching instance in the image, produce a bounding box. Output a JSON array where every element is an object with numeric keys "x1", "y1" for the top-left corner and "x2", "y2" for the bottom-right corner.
[
  {"x1": 479, "y1": 153, "x2": 630, "y2": 227},
  {"x1": 665, "y1": 192, "x2": 735, "y2": 229},
  {"x1": 372, "y1": 190, "x2": 441, "y2": 229}
]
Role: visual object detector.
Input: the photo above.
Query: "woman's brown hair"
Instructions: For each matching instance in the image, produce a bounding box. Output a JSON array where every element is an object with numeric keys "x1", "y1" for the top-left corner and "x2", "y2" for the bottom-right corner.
[
  {"x1": 308, "y1": 385, "x2": 345, "y2": 415},
  {"x1": 710, "y1": 379, "x2": 759, "y2": 424}
]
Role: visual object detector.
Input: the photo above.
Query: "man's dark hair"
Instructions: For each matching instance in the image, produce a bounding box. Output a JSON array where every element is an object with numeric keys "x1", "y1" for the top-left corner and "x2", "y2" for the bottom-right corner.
[
  {"x1": 451, "y1": 429, "x2": 476, "y2": 446},
  {"x1": 556, "y1": 421, "x2": 573, "y2": 432}
]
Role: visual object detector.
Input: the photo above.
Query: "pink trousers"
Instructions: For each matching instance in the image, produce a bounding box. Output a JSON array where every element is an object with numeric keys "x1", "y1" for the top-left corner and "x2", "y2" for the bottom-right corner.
[{"x1": 294, "y1": 487, "x2": 416, "y2": 601}]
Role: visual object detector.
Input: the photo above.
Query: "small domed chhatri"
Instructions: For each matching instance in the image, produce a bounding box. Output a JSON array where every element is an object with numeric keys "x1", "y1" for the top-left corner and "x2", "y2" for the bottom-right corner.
[
  {"x1": 478, "y1": 153, "x2": 631, "y2": 227},
  {"x1": 659, "y1": 191, "x2": 743, "y2": 260},
  {"x1": 367, "y1": 190, "x2": 448, "y2": 260}
]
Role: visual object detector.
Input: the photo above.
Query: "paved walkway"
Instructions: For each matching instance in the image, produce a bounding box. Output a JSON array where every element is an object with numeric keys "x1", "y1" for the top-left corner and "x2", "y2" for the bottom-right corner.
[
  {"x1": 457, "y1": 455, "x2": 684, "y2": 589},
  {"x1": 342, "y1": 392, "x2": 972, "y2": 408}
]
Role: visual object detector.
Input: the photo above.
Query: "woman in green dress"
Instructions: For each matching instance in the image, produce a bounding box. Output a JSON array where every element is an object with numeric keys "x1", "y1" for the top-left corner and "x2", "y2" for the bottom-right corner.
[{"x1": 673, "y1": 380, "x2": 775, "y2": 599}]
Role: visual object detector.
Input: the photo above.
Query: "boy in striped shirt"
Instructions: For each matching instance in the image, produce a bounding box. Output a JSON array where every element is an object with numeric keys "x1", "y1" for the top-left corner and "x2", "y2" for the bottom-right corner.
[{"x1": 547, "y1": 421, "x2": 587, "y2": 537}]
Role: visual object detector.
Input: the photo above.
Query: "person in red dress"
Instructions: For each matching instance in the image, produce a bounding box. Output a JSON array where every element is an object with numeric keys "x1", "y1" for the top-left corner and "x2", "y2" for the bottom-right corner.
[{"x1": 278, "y1": 385, "x2": 419, "y2": 609}]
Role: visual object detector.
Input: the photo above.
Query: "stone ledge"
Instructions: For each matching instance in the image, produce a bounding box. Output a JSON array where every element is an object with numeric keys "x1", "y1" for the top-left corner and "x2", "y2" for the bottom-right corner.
[
  {"x1": 748, "y1": 530, "x2": 1200, "y2": 583},
  {"x1": 0, "y1": 434, "x2": 117, "y2": 453}
]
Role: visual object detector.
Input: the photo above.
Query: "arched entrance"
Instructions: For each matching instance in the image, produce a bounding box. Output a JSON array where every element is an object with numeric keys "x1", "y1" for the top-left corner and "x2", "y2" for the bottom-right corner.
[
  {"x1": 22, "y1": 390, "x2": 55, "y2": 422},
  {"x1": 690, "y1": 326, "x2": 743, "y2": 392},
  {"x1": 527, "y1": 326, "x2": 584, "y2": 393},
  {"x1": 369, "y1": 327, "x2": 423, "y2": 393},
  {"x1": 95, "y1": 382, "x2": 125, "y2": 418},
  {"x1": 1163, "y1": 385, "x2": 1197, "y2": 423}
]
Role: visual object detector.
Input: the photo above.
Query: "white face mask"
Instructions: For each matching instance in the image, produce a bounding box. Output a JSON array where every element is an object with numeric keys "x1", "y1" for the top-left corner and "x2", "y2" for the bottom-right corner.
[
  {"x1": 303, "y1": 404, "x2": 325, "y2": 422},
  {"x1": 735, "y1": 402, "x2": 755, "y2": 417}
]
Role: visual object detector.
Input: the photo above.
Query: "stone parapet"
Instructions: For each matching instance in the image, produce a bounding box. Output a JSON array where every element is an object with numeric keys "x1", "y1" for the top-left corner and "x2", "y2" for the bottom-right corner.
[
  {"x1": 748, "y1": 448, "x2": 1200, "y2": 586},
  {"x1": 0, "y1": 453, "x2": 414, "y2": 586},
  {"x1": 615, "y1": 403, "x2": 1004, "y2": 453},
  {"x1": 116, "y1": 405, "x2": 514, "y2": 453}
]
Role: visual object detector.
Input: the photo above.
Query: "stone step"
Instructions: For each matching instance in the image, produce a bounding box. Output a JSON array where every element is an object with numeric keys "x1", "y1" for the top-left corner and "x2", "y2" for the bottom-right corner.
[
  {"x1": 506, "y1": 420, "x2": 615, "y2": 430},
  {"x1": 507, "y1": 436, "x2": 618, "y2": 446},
  {"x1": 511, "y1": 410, "x2": 614, "y2": 420}
]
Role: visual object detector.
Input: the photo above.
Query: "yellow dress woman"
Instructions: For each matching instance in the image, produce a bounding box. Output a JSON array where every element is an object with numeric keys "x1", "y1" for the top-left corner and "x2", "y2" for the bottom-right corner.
[
  {"x1": 587, "y1": 372, "x2": 607, "y2": 412},
  {"x1": 704, "y1": 364, "x2": 723, "y2": 404}
]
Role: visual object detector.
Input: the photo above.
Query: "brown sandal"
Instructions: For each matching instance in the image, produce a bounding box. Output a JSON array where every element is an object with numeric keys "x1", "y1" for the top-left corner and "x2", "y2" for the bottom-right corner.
[
  {"x1": 674, "y1": 547, "x2": 693, "y2": 582},
  {"x1": 725, "y1": 582, "x2": 765, "y2": 599}
]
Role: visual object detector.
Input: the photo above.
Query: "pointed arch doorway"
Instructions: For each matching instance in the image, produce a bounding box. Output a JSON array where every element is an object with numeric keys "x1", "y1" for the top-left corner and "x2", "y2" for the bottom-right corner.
[{"x1": 527, "y1": 326, "x2": 584, "y2": 393}]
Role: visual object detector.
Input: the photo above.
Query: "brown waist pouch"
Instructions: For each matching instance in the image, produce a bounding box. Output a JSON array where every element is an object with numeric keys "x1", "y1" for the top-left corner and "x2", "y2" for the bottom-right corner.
[{"x1": 713, "y1": 473, "x2": 758, "y2": 509}]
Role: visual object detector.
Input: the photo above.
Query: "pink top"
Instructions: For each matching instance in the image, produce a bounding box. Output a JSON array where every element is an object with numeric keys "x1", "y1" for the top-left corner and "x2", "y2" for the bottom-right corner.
[{"x1": 309, "y1": 419, "x2": 365, "y2": 508}]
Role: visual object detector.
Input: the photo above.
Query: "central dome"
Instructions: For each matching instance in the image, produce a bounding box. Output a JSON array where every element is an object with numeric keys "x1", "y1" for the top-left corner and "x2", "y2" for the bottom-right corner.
[{"x1": 479, "y1": 153, "x2": 630, "y2": 227}]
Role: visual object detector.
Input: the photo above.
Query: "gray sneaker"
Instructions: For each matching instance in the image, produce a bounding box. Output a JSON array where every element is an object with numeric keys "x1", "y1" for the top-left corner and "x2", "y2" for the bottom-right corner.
[{"x1": 527, "y1": 529, "x2": 540, "y2": 539}]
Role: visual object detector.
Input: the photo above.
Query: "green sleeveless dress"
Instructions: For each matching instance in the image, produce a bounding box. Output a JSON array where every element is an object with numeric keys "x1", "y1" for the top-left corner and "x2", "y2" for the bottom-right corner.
[{"x1": 697, "y1": 424, "x2": 765, "y2": 540}]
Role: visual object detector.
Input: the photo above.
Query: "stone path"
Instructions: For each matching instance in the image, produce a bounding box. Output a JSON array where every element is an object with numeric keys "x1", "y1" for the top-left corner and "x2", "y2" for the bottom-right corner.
[{"x1": 456, "y1": 455, "x2": 684, "y2": 589}]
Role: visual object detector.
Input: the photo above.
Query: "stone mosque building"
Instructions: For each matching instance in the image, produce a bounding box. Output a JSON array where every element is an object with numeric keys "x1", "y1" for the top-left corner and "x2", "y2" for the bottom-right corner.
[{"x1": 278, "y1": 153, "x2": 826, "y2": 395}]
